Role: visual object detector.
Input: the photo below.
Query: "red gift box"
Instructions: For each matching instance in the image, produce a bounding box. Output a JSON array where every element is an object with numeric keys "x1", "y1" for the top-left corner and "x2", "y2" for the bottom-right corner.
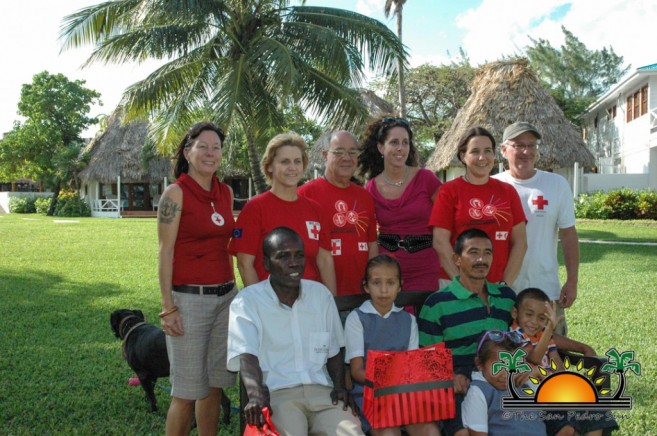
[{"x1": 363, "y1": 344, "x2": 455, "y2": 429}]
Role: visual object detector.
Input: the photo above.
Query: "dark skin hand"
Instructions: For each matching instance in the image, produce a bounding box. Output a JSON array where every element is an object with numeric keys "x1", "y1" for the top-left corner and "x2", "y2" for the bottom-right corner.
[
  {"x1": 239, "y1": 353, "x2": 271, "y2": 427},
  {"x1": 327, "y1": 348, "x2": 359, "y2": 416}
]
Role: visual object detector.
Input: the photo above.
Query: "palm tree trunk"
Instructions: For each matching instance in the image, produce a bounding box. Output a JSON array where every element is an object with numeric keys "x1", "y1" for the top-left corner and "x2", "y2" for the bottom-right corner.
[
  {"x1": 244, "y1": 128, "x2": 268, "y2": 194},
  {"x1": 613, "y1": 371, "x2": 626, "y2": 399},
  {"x1": 506, "y1": 372, "x2": 520, "y2": 399},
  {"x1": 47, "y1": 185, "x2": 61, "y2": 217},
  {"x1": 396, "y1": 8, "x2": 407, "y2": 118}
]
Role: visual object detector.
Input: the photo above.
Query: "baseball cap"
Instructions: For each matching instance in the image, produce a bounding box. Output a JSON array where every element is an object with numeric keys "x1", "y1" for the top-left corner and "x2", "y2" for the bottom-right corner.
[{"x1": 503, "y1": 122, "x2": 542, "y2": 143}]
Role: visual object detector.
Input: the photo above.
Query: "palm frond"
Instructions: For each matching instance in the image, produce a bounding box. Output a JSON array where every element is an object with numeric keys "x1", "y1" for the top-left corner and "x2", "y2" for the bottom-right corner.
[
  {"x1": 59, "y1": 0, "x2": 143, "y2": 51},
  {"x1": 287, "y1": 6, "x2": 406, "y2": 76}
]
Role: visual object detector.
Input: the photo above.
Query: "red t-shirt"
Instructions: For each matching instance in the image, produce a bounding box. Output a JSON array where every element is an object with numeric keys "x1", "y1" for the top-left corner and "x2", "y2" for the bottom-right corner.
[
  {"x1": 229, "y1": 191, "x2": 331, "y2": 282},
  {"x1": 173, "y1": 173, "x2": 235, "y2": 285},
  {"x1": 298, "y1": 178, "x2": 378, "y2": 295},
  {"x1": 429, "y1": 177, "x2": 526, "y2": 282}
]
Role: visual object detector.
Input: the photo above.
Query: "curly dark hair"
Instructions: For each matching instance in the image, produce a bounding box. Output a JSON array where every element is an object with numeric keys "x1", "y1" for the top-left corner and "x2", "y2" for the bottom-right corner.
[
  {"x1": 173, "y1": 122, "x2": 226, "y2": 178},
  {"x1": 357, "y1": 114, "x2": 418, "y2": 180}
]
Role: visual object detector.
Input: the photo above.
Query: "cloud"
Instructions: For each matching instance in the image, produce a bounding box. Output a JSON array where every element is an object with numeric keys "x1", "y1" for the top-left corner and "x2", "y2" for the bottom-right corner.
[
  {"x1": 355, "y1": 0, "x2": 382, "y2": 16},
  {"x1": 456, "y1": 0, "x2": 657, "y2": 69}
]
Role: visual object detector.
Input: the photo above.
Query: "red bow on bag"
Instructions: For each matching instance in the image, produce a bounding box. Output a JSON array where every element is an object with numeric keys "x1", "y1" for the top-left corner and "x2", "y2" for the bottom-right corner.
[
  {"x1": 243, "y1": 407, "x2": 280, "y2": 436},
  {"x1": 363, "y1": 343, "x2": 455, "y2": 429}
]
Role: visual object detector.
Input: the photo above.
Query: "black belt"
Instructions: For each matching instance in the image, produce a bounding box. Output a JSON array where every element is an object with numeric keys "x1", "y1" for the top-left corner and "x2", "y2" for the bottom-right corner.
[
  {"x1": 173, "y1": 282, "x2": 235, "y2": 296},
  {"x1": 378, "y1": 234, "x2": 433, "y2": 253}
]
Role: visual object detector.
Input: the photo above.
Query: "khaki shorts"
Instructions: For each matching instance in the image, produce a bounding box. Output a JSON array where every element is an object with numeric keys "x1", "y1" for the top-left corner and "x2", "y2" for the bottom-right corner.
[
  {"x1": 270, "y1": 385, "x2": 364, "y2": 436},
  {"x1": 166, "y1": 287, "x2": 237, "y2": 400}
]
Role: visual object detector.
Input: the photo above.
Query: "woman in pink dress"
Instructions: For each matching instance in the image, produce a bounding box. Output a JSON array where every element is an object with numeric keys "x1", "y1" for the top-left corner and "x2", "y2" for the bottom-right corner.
[{"x1": 357, "y1": 115, "x2": 443, "y2": 292}]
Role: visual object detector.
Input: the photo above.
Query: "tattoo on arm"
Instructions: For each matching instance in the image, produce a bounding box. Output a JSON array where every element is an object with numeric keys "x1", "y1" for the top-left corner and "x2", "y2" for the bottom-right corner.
[{"x1": 158, "y1": 197, "x2": 181, "y2": 224}]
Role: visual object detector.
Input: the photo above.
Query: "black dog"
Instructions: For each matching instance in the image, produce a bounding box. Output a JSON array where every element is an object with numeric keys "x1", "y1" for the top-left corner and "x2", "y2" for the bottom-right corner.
[{"x1": 110, "y1": 309, "x2": 231, "y2": 424}]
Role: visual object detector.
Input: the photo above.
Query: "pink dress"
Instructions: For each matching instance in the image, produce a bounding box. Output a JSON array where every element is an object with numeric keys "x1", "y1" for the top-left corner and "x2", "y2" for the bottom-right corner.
[{"x1": 365, "y1": 168, "x2": 442, "y2": 291}]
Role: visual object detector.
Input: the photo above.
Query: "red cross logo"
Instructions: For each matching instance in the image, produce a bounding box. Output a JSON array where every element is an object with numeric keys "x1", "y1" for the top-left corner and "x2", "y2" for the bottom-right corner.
[
  {"x1": 306, "y1": 221, "x2": 320, "y2": 240},
  {"x1": 532, "y1": 195, "x2": 549, "y2": 210},
  {"x1": 331, "y1": 239, "x2": 342, "y2": 255}
]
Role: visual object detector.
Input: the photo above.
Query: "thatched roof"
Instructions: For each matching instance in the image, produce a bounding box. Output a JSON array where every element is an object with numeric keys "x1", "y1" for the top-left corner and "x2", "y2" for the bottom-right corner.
[
  {"x1": 426, "y1": 58, "x2": 595, "y2": 171},
  {"x1": 79, "y1": 108, "x2": 171, "y2": 184},
  {"x1": 358, "y1": 88, "x2": 395, "y2": 116}
]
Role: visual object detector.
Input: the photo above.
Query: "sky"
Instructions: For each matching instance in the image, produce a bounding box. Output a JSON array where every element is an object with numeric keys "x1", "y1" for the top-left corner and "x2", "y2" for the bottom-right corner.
[{"x1": 1, "y1": 0, "x2": 656, "y2": 137}]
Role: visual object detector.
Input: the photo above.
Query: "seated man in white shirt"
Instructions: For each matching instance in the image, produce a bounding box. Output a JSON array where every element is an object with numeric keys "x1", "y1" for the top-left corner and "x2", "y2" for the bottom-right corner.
[{"x1": 227, "y1": 226, "x2": 362, "y2": 435}]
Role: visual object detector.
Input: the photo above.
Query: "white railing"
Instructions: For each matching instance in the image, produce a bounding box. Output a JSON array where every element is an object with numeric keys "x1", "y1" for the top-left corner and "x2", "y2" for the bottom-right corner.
[{"x1": 93, "y1": 199, "x2": 121, "y2": 212}]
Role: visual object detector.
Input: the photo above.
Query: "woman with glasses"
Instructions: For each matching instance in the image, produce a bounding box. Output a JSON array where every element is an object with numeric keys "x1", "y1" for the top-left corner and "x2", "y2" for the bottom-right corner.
[
  {"x1": 429, "y1": 127, "x2": 527, "y2": 288},
  {"x1": 229, "y1": 132, "x2": 336, "y2": 293},
  {"x1": 157, "y1": 122, "x2": 236, "y2": 435},
  {"x1": 357, "y1": 115, "x2": 443, "y2": 293}
]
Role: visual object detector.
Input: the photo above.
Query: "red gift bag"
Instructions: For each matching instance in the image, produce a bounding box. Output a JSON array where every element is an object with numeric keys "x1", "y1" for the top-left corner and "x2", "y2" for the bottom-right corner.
[
  {"x1": 243, "y1": 407, "x2": 280, "y2": 436},
  {"x1": 363, "y1": 344, "x2": 455, "y2": 429}
]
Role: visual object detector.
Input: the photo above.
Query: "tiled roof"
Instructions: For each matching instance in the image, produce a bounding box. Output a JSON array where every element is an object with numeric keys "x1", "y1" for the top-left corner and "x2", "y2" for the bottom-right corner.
[{"x1": 638, "y1": 63, "x2": 657, "y2": 71}]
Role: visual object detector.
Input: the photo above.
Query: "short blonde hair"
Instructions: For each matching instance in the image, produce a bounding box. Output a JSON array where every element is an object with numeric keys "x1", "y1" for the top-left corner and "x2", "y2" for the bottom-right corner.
[{"x1": 260, "y1": 132, "x2": 309, "y2": 184}]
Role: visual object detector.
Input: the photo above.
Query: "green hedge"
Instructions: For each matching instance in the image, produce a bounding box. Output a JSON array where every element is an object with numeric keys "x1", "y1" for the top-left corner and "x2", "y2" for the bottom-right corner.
[
  {"x1": 35, "y1": 197, "x2": 51, "y2": 214},
  {"x1": 54, "y1": 191, "x2": 91, "y2": 217},
  {"x1": 576, "y1": 188, "x2": 657, "y2": 220},
  {"x1": 8, "y1": 196, "x2": 37, "y2": 213}
]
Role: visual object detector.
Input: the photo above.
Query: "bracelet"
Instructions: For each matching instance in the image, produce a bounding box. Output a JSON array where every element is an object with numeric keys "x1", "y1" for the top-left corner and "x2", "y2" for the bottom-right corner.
[{"x1": 159, "y1": 306, "x2": 178, "y2": 318}]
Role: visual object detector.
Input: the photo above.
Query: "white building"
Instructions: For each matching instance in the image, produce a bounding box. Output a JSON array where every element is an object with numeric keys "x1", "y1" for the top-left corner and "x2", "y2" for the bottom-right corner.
[{"x1": 582, "y1": 63, "x2": 657, "y2": 191}]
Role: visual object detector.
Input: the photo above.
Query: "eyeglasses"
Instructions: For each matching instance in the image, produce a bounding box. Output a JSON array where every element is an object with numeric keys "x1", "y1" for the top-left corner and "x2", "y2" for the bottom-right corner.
[
  {"x1": 381, "y1": 116, "x2": 410, "y2": 127},
  {"x1": 505, "y1": 141, "x2": 539, "y2": 151},
  {"x1": 327, "y1": 149, "x2": 359, "y2": 158},
  {"x1": 476, "y1": 330, "x2": 526, "y2": 355}
]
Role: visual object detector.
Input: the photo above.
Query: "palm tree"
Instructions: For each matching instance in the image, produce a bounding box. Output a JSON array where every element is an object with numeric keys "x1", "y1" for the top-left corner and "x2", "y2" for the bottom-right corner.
[
  {"x1": 60, "y1": 0, "x2": 405, "y2": 193},
  {"x1": 601, "y1": 348, "x2": 641, "y2": 399},
  {"x1": 384, "y1": 0, "x2": 407, "y2": 117},
  {"x1": 492, "y1": 348, "x2": 532, "y2": 399}
]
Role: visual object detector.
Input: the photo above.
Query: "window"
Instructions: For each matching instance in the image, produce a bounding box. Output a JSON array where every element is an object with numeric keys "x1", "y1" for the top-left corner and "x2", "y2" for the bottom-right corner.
[
  {"x1": 607, "y1": 105, "x2": 617, "y2": 120},
  {"x1": 633, "y1": 91, "x2": 640, "y2": 120},
  {"x1": 626, "y1": 85, "x2": 650, "y2": 123}
]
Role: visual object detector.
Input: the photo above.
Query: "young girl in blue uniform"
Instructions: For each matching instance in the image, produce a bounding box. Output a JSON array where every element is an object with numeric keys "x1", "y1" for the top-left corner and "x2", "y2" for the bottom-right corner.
[
  {"x1": 344, "y1": 254, "x2": 440, "y2": 435},
  {"x1": 462, "y1": 330, "x2": 547, "y2": 435}
]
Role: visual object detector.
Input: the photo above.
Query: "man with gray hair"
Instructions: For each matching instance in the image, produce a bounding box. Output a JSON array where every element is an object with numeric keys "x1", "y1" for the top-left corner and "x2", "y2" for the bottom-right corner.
[
  {"x1": 299, "y1": 131, "x2": 378, "y2": 295},
  {"x1": 493, "y1": 121, "x2": 579, "y2": 335}
]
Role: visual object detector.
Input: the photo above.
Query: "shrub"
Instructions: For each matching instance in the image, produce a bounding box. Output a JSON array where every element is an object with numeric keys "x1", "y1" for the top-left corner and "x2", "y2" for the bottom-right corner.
[
  {"x1": 35, "y1": 197, "x2": 52, "y2": 215},
  {"x1": 576, "y1": 189, "x2": 657, "y2": 220},
  {"x1": 54, "y1": 191, "x2": 91, "y2": 217},
  {"x1": 575, "y1": 191, "x2": 610, "y2": 219},
  {"x1": 635, "y1": 190, "x2": 657, "y2": 220},
  {"x1": 8, "y1": 196, "x2": 36, "y2": 213},
  {"x1": 604, "y1": 188, "x2": 637, "y2": 220}
]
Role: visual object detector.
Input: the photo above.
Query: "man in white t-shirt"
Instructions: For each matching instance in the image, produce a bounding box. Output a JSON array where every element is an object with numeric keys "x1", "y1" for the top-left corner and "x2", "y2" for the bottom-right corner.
[
  {"x1": 227, "y1": 227, "x2": 362, "y2": 435},
  {"x1": 493, "y1": 122, "x2": 579, "y2": 335}
]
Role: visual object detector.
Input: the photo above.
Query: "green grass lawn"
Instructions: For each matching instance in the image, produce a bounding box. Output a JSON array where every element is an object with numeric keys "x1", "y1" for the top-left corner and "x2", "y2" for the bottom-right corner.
[{"x1": 0, "y1": 214, "x2": 655, "y2": 434}]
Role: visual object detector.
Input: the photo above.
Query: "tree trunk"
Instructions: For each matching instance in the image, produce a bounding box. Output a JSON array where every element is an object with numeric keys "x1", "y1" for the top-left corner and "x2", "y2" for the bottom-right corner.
[
  {"x1": 506, "y1": 372, "x2": 519, "y2": 399},
  {"x1": 47, "y1": 185, "x2": 61, "y2": 216},
  {"x1": 613, "y1": 371, "x2": 626, "y2": 399},
  {"x1": 396, "y1": 8, "x2": 407, "y2": 118},
  {"x1": 244, "y1": 128, "x2": 268, "y2": 194}
]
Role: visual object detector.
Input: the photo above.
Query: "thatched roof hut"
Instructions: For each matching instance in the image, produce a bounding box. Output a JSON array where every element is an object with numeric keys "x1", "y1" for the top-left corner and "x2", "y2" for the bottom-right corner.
[
  {"x1": 358, "y1": 88, "x2": 395, "y2": 117},
  {"x1": 426, "y1": 58, "x2": 595, "y2": 172},
  {"x1": 79, "y1": 109, "x2": 170, "y2": 184}
]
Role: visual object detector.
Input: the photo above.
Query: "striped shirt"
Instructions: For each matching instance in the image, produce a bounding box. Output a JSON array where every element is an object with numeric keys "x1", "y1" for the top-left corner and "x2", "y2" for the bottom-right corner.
[{"x1": 418, "y1": 277, "x2": 516, "y2": 375}]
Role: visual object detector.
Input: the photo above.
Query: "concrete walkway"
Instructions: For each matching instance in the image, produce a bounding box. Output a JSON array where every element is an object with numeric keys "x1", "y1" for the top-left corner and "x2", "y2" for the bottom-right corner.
[{"x1": 579, "y1": 239, "x2": 657, "y2": 246}]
